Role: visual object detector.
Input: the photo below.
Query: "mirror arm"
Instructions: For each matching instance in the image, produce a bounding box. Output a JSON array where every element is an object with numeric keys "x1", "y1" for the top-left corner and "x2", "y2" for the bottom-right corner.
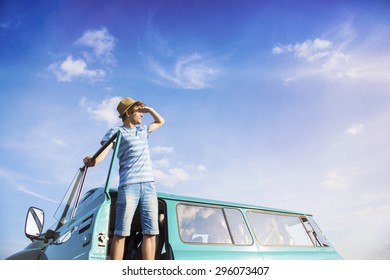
[{"x1": 44, "y1": 229, "x2": 59, "y2": 243}]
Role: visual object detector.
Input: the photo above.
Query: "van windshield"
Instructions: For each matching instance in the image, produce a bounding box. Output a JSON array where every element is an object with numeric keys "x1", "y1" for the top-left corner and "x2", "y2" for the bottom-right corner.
[
  {"x1": 54, "y1": 168, "x2": 86, "y2": 227},
  {"x1": 53, "y1": 132, "x2": 119, "y2": 228}
]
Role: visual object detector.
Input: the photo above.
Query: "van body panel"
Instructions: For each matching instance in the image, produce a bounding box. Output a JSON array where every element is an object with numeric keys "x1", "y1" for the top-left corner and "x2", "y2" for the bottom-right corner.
[
  {"x1": 161, "y1": 192, "x2": 342, "y2": 260},
  {"x1": 6, "y1": 241, "x2": 47, "y2": 260},
  {"x1": 43, "y1": 192, "x2": 110, "y2": 260}
]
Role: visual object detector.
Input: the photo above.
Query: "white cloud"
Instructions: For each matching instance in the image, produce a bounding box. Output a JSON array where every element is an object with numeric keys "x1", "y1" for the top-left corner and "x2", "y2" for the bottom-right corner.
[
  {"x1": 273, "y1": 38, "x2": 351, "y2": 80},
  {"x1": 75, "y1": 27, "x2": 116, "y2": 65},
  {"x1": 153, "y1": 158, "x2": 171, "y2": 169},
  {"x1": 148, "y1": 53, "x2": 218, "y2": 89},
  {"x1": 151, "y1": 146, "x2": 174, "y2": 154},
  {"x1": 321, "y1": 172, "x2": 348, "y2": 190},
  {"x1": 153, "y1": 161, "x2": 207, "y2": 188},
  {"x1": 81, "y1": 96, "x2": 122, "y2": 128},
  {"x1": 273, "y1": 39, "x2": 334, "y2": 62},
  {"x1": 197, "y1": 164, "x2": 207, "y2": 172},
  {"x1": 272, "y1": 20, "x2": 390, "y2": 83},
  {"x1": 150, "y1": 147, "x2": 207, "y2": 188},
  {"x1": 48, "y1": 27, "x2": 116, "y2": 83},
  {"x1": 48, "y1": 55, "x2": 106, "y2": 82},
  {"x1": 347, "y1": 124, "x2": 365, "y2": 135},
  {"x1": 321, "y1": 51, "x2": 350, "y2": 73},
  {"x1": 154, "y1": 168, "x2": 189, "y2": 188},
  {"x1": 141, "y1": 19, "x2": 218, "y2": 89}
]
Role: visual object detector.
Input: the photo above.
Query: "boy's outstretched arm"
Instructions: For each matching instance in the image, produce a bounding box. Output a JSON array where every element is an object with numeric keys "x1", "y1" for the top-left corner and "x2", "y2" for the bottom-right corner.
[{"x1": 141, "y1": 106, "x2": 165, "y2": 133}]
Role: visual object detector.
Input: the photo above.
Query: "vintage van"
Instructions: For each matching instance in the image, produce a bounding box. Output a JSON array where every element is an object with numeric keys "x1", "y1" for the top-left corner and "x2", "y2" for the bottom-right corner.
[{"x1": 6, "y1": 132, "x2": 342, "y2": 260}]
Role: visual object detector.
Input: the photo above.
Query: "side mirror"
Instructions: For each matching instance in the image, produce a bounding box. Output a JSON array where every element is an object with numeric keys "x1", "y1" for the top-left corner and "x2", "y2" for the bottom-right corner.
[{"x1": 25, "y1": 207, "x2": 45, "y2": 240}]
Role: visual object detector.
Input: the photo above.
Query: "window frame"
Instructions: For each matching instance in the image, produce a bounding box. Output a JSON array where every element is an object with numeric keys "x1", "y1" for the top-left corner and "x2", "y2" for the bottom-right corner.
[
  {"x1": 176, "y1": 203, "x2": 253, "y2": 246},
  {"x1": 223, "y1": 207, "x2": 253, "y2": 246},
  {"x1": 246, "y1": 210, "x2": 316, "y2": 247}
]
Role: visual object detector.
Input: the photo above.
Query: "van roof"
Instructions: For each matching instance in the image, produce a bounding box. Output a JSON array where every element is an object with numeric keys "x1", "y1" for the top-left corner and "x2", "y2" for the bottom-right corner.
[
  {"x1": 95, "y1": 187, "x2": 309, "y2": 216},
  {"x1": 86, "y1": 187, "x2": 311, "y2": 217},
  {"x1": 155, "y1": 191, "x2": 311, "y2": 216}
]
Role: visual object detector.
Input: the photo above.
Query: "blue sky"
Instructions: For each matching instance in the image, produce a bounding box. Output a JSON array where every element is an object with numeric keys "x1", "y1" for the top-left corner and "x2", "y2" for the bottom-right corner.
[{"x1": 1, "y1": 0, "x2": 390, "y2": 260}]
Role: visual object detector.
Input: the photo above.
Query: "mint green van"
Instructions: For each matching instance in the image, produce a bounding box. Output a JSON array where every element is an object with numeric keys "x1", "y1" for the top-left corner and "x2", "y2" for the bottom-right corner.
[{"x1": 6, "y1": 132, "x2": 342, "y2": 260}]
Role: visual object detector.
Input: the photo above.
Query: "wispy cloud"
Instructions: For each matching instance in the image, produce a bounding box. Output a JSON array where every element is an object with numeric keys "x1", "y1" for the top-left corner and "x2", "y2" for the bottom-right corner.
[
  {"x1": 272, "y1": 21, "x2": 390, "y2": 82},
  {"x1": 0, "y1": 168, "x2": 58, "y2": 203},
  {"x1": 74, "y1": 27, "x2": 117, "y2": 65},
  {"x1": 321, "y1": 171, "x2": 349, "y2": 190},
  {"x1": 80, "y1": 96, "x2": 122, "y2": 128},
  {"x1": 153, "y1": 167, "x2": 189, "y2": 188},
  {"x1": 15, "y1": 184, "x2": 59, "y2": 203},
  {"x1": 273, "y1": 38, "x2": 351, "y2": 81},
  {"x1": 148, "y1": 53, "x2": 218, "y2": 89},
  {"x1": 150, "y1": 143, "x2": 206, "y2": 188},
  {"x1": 272, "y1": 38, "x2": 335, "y2": 62},
  {"x1": 0, "y1": 18, "x2": 21, "y2": 36},
  {"x1": 151, "y1": 146, "x2": 206, "y2": 188},
  {"x1": 141, "y1": 14, "x2": 219, "y2": 90},
  {"x1": 1, "y1": 119, "x2": 72, "y2": 154},
  {"x1": 0, "y1": 21, "x2": 12, "y2": 36},
  {"x1": 346, "y1": 123, "x2": 364, "y2": 135},
  {"x1": 153, "y1": 162, "x2": 206, "y2": 188},
  {"x1": 48, "y1": 27, "x2": 116, "y2": 83},
  {"x1": 151, "y1": 146, "x2": 174, "y2": 154}
]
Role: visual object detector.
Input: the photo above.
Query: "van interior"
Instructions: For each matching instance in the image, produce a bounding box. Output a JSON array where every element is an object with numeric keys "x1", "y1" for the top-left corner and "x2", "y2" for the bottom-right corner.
[{"x1": 107, "y1": 191, "x2": 169, "y2": 260}]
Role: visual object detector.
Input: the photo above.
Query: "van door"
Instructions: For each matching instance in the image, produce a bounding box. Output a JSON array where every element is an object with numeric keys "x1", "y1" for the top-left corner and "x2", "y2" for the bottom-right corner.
[
  {"x1": 43, "y1": 189, "x2": 111, "y2": 260},
  {"x1": 43, "y1": 132, "x2": 122, "y2": 259}
]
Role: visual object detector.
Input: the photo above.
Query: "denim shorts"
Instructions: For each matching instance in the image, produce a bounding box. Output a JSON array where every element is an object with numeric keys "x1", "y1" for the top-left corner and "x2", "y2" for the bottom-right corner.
[{"x1": 114, "y1": 182, "x2": 159, "y2": 236}]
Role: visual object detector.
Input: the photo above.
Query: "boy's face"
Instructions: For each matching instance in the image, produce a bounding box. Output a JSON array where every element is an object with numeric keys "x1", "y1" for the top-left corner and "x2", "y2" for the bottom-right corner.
[{"x1": 127, "y1": 105, "x2": 144, "y2": 124}]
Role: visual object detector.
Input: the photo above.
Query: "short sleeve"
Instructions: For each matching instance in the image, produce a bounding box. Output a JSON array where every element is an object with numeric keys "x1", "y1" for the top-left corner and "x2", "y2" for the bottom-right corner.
[{"x1": 100, "y1": 127, "x2": 119, "y2": 146}]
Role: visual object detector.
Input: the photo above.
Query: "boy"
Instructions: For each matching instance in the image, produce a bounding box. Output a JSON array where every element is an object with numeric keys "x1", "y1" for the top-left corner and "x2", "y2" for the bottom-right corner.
[{"x1": 84, "y1": 97, "x2": 164, "y2": 260}]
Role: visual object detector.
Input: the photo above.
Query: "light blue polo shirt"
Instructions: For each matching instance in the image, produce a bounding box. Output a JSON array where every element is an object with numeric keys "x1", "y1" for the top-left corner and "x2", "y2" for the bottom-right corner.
[{"x1": 101, "y1": 125, "x2": 154, "y2": 186}]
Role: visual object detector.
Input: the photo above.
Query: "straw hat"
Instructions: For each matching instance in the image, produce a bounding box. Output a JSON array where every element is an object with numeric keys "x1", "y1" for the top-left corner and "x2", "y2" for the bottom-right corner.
[{"x1": 117, "y1": 97, "x2": 141, "y2": 118}]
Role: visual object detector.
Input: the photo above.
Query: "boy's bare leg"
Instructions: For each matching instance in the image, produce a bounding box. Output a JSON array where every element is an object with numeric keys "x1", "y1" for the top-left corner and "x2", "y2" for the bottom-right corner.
[
  {"x1": 110, "y1": 235, "x2": 126, "y2": 260},
  {"x1": 142, "y1": 234, "x2": 156, "y2": 260}
]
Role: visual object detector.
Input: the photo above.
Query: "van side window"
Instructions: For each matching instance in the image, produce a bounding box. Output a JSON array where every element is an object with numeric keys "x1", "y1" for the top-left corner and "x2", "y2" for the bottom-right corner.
[
  {"x1": 247, "y1": 211, "x2": 314, "y2": 246},
  {"x1": 224, "y1": 208, "x2": 253, "y2": 245},
  {"x1": 177, "y1": 204, "x2": 232, "y2": 245}
]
